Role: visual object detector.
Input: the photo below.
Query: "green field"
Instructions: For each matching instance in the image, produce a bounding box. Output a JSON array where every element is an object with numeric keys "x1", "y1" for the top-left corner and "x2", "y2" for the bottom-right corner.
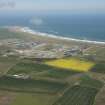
[
  {"x1": 0, "y1": 56, "x2": 19, "y2": 75},
  {"x1": 10, "y1": 93, "x2": 58, "y2": 105},
  {"x1": 91, "y1": 62, "x2": 105, "y2": 73},
  {"x1": 0, "y1": 28, "x2": 105, "y2": 105},
  {"x1": 53, "y1": 85, "x2": 98, "y2": 105},
  {"x1": 7, "y1": 61, "x2": 80, "y2": 79},
  {"x1": 52, "y1": 76, "x2": 103, "y2": 105},
  {"x1": 8, "y1": 62, "x2": 45, "y2": 75},
  {"x1": 80, "y1": 76, "x2": 103, "y2": 89},
  {"x1": 42, "y1": 69, "x2": 79, "y2": 79},
  {"x1": 0, "y1": 76, "x2": 67, "y2": 94}
]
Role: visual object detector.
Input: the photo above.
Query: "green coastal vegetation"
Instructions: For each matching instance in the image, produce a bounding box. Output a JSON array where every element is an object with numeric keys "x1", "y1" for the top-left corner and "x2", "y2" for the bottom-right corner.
[{"x1": 0, "y1": 28, "x2": 105, "y2": 105}]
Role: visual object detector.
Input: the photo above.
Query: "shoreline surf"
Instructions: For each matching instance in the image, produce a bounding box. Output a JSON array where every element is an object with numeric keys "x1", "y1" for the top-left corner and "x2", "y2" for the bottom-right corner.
[{"x1": 5, "y1": 26, "x2": 105, "y2": 45}]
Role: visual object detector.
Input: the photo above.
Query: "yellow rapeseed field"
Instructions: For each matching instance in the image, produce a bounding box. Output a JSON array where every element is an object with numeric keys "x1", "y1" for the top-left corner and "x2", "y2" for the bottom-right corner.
[{"x1": 45, "y1": 58, "x2": 95, "y2": 72}]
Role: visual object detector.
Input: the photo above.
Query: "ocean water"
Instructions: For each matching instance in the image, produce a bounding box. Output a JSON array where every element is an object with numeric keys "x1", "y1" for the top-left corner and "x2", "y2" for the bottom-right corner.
[{"x1": 0, "y1": 13, "x2": 105, "y2": 42}]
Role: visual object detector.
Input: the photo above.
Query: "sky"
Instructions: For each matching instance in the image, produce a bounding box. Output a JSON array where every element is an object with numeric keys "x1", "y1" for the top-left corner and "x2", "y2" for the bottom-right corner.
[{"x1": 0, "y1": 0, "x2": 105, "y2": 13}]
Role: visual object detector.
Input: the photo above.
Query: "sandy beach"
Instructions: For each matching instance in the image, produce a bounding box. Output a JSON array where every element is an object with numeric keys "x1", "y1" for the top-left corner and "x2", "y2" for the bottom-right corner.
[{"x1": 6, "y1": 26, "x2": 105, "y2": 45}]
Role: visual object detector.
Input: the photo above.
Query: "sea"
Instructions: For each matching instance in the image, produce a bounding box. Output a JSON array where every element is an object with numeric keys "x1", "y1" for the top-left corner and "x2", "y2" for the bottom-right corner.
[{"x1": 0, "y1": 12, "x2": 105, "y2": 42}]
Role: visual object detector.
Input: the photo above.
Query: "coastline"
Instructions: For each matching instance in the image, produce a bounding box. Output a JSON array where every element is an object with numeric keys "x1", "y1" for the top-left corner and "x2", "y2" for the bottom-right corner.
[{"x1": 6, "y1": 26, "x2": 105, "y2": 45}]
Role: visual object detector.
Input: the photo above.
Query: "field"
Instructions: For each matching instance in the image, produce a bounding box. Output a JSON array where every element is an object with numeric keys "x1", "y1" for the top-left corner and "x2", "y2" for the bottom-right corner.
[
  {"x1": 10, "y1": 93, "x2": 58, "y2": 105},
  {"x1": 0, "y1": 28, "x2": 105, "y2": 105},
  {"x1": 0, "y1": 91, "x2": 14, "y2": 105},
  {"x1": 91, "y1": 62, "x2": 105, "y2": 74},
  {"x1": 45, "y1": 58, "x2": 95, "y2": 72},
  {"x1": 0, "y1": 75, "x2": 103, "y2": 105},
  {"x1": 53, "y1": 76, "x2": 103, "y2": 105},
  {"x1": 53, "y1": 85, "x2": 98, "y2": 105},
  {"x1": 80, "y1": 75, "x2": 103, "y2": 89},
  {"x1": 0, "y1": 56, "x2": 19, "y2": 75},
  {"x1": 7, "y1": 60, "x2": 79, "y2": 79},
  {"x1": 0, "y1": 76, "x2": 67, "y2": 94}
]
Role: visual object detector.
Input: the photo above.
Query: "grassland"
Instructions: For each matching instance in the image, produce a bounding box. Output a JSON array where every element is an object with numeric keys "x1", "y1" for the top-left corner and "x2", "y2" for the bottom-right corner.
[
  {"x1": 91, "y1": 62, "x2": 105, "y2": 73},
  {"x1": 7, "y1": 60, "x2": 79, "y2": 79},
  {"x1": 0, "y1": 76, "x2": 67, "y2": 94},
  {"x1": 0, "y1": 90, "x2": 14, "y2": 105},
  {"x1": 45, "y1": 58, "x2": 95, "y2": 72},
  {"x1": 0, "y1": 56, "x2": 19, "y2": 75},
  {"x1": 0, "y1": 28, "x2": 105, "y2": 105},
  {"x1": 42, "y1": 69, "x2": 79, "y2": 79},
  {"x1": 80, "y1": 75, "x2": 103, "y2": 89},
  {"x1": 10, "y1": 93, "x2": 58, "y2": 105},
  {"x1": 53, "y1": 85, "x2": 98, "y2": 105},
  {"x1": 53, "y1": 76, "x2": 103, "y2": 105}
]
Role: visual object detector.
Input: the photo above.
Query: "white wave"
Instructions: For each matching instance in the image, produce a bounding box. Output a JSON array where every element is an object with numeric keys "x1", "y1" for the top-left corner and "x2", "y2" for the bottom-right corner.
[{"x1": 6, "y1": 26, "x2": 105, "y2": 45}]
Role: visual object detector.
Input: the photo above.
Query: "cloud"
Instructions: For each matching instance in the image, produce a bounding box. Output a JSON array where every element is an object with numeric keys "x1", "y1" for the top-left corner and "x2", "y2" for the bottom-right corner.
[
  {"x1": 0, "y1": 1, "x2": 16, "y2": 9},
  {"x1": 30, "y1": 18, "x2": 43, "y2": 26}
]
